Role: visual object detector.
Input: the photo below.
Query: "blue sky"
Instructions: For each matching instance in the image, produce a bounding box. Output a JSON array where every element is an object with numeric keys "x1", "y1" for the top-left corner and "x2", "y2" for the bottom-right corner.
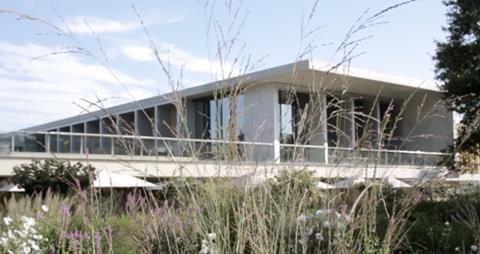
[{"x1": 0, "y1": 0, "x2": 447, "y2": 131}]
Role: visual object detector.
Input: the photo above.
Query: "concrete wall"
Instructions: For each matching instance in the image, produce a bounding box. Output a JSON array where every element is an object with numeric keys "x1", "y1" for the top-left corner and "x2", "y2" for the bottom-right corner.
[
  {"x1": 399, "y1": 91, "x2": 454, "y2": 152},
  {"x1": 305, "y1": 94, "x2": 328, "y2": 163},
  {"x1": 242, "y1": 84, "x2": 278, "y2": 142},
  {"x1": 0, "y1": 152, "x2": 447, "y2": 179},
  {"x1": 241, "y1": 84, "x2": 279, "y2": 161}
]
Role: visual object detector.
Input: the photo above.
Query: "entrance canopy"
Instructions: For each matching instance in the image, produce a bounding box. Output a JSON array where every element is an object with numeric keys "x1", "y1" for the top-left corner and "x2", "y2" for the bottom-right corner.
[
  {"x1": 334, "y1": 176, "x2": 412, "y2": 189},
  {"x1": 93, "y1": 169, "x2": 157, "y2": 188},
  {"x1": 0, "y1": 183, "x2": 25, "y2": 192}
]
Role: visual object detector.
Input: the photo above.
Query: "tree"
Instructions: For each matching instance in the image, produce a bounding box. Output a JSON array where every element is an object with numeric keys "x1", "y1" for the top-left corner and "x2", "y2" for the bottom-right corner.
[
  {"x1": 434, "y1": 0, "x2": 480, "y2": 157},
  {"x1": 11, "y1": 159, "x2": 95, "y2": 195}
]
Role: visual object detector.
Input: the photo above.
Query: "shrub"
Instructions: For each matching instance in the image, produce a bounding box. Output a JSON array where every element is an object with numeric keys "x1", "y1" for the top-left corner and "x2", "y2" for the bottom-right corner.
[{"x1": 10, "y1": 159, "x2": 95, "y2": 195}]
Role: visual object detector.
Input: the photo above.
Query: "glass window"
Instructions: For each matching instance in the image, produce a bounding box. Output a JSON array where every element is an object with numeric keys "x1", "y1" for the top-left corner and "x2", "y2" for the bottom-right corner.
[
  {"x1": 194, "y1": 94, "x2": 244, "y2": 140},
  {"x1": 280, "y1": 103, "x2": 293, "y2": 144},
  {"x1": 326, "y1": 95, "x2": 339, "y2": 146},
  {"x1": 278, "y1": 90, "x2": 310, "y2": 144}
]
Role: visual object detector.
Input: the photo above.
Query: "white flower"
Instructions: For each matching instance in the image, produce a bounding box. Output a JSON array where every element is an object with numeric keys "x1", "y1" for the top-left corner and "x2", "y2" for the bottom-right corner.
[
  {"x1": 334, "y1": 212, "x2": 341, "y2": 219},
  {"x1": 3, "y1": 216, "x2": 13, "y2": 226},
  {"x1": 32, "y1": 234, "x2": 43, "y2": 240},
  {"x1": 315, "y1": 209, "x2": 328, "y2": 217},
  {"x1": 20, "y1": 216, "x2": 36, "y2": 228},
  {"x1": 471, "y1": 245, "x2": 479, "y2": 252},
  {"x1": 455, "y1": 246, "x2": 460, "y2": 252},
  {"x1": 199, "y1": 239, "x2": 209, "y2": 254},
  {"x1": 19, "y1": 246, "x2": 31, "y2": 254},
  {"x1": 315, "y1": 232, "x2": 324, "y2": 241},
  {"x1": 306, "y1": 228, "x2": 314, "y2": 235},
  {"x1": 207, "y1": 232, "x2": 216, "y2": 241},
  {"x1": 30, "y1": 241, "x2": 39, "y2": 251},
  {"x1": 41, "y1": 205, "x2": 49, "y2": 213},
  {"x1": 444, "y1": 221, "x2": 450, "y2": 226},
  {"x1": 7, "y1": 229, "x2": 14, "y2": 238},
  {"x1": 16, "y1": 229, "x2": 27, "y2": 238},
  {"x1": 296, "y1": 214, "x2": 307, "y2": 223},
  {"x1": 322, "y1": 221, "x2": 331, "y2": 229}
]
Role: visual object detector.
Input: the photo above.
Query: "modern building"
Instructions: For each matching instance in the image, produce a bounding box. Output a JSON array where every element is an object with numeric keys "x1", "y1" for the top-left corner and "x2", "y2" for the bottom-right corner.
[{"x1": 0, "y1": 60, "x2": 454, "y2": 181}]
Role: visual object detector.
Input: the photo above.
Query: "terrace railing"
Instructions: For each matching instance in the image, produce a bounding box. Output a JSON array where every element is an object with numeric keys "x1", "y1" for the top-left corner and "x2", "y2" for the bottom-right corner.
[{"x1": 0, "y1": 131, "x2": 448, "y2": 167}]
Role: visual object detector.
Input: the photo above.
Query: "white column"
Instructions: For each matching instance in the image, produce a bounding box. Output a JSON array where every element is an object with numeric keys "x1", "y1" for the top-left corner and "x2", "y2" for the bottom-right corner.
[
  {"x1": 376, "y1": 100, "x2": 381, "y2": 148},
  {"x1": 99, "y1": 120, "x2": 104, "y2": 151},
  {"x1": 322, "y1": 95, "x2": 329, "y2": 164},
  {"x1": 55, "y1": 128, "x2": 60, "y2": 153},
  {"x1": 154, "y1": 106, "x2": 159, "y2": 137},
  {"x1": 45, "y1": 133, "x2": 50, "y2": 153},
  {"x1": 69, "y1": 125, "x2": 74, "y2": 153},
  {"x1": 134, "y1": 110, "x2": 139, "y2": 136},
  {"x1": 350, "y1": 98, "x2": 356, "y2": 148},
  {"x1": 273, "y1": 87, "x2": 281, "y2": 163}
]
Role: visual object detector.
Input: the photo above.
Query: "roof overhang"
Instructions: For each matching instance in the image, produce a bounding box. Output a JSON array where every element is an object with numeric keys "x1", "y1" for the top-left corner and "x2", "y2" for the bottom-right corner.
[{"x1": 22, "y1": 59, "x2": 441, "y2": 131}]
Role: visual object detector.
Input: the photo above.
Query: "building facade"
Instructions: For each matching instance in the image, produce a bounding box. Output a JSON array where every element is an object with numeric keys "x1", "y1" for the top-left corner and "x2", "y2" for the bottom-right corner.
[{"x1": 0, "y1": 60, "x2": 454, "y2": 179}]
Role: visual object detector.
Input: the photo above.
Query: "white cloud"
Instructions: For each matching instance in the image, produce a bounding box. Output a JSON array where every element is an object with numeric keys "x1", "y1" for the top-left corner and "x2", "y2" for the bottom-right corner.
[
  {"x1": 120, "y1": 43, "x2": 235, "y2": 75},
  {"x1": 65, "y1": 16, "x2": 141, "y2": 34},
  {"x1": 0, "y1": 42, "x2": 157, "y2": 131},
  {"x1": 120, "y1": 45, "x2": 153, "y2": 62}
]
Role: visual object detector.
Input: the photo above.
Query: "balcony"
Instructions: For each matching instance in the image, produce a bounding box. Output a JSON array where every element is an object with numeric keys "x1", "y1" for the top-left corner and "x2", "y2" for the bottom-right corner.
[{"x1": 0, "y1": 131, "x2": 448, "y2": 168}]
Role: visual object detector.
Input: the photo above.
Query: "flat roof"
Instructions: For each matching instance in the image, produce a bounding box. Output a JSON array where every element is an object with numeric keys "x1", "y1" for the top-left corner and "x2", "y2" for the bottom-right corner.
[
  {"x1": 22, "y1": 59, "x2": 441, "y2": 131},
  {"x1": 310, "y1": 59, "x2": 439, "y2": 92}
]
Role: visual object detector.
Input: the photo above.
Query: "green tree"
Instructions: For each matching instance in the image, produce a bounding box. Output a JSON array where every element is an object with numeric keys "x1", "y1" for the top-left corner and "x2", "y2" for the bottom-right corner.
[
  {"x1": 434, "y1": 0, "x2": 480, "y2": 157},
  {"x1": 11, "y1": 159, "x2": 95, "y2": 195}
]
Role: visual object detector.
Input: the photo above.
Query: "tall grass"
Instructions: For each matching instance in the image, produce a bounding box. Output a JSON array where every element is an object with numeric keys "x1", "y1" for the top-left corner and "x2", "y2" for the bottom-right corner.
[{"x1": 1, "y1": 0, "x2": 475, "y2": 253}]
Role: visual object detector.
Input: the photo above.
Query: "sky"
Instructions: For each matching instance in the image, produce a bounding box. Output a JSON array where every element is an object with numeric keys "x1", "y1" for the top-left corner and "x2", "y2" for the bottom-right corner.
[{"x1": 0, "y1": 0, "x2": 448, "y2": 131}]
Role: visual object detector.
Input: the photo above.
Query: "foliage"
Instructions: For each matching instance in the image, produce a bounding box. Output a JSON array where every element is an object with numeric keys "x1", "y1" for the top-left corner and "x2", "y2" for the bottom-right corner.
[
  {"x1": 406, "y1": 194, "x2": 480, "y2": 253},
  {"x1": 10, "y1": 159, "x2": 95, "y2": 195},
  {"x1": 456, "y1": 148, "x2": 480, "y2": 173},
  {"x1": 434, "y1": 0, "x2": 480, "y2": 157},
  {"x1": 1, "y1": 173, "x2": 480, "y2": 253},
  {"x1": 136, "y1": 202, "x2": 201, "y2": 254}
]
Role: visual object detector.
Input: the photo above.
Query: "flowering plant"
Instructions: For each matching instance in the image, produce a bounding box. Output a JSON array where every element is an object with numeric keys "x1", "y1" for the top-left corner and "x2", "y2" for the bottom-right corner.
[
  {"x1": 297, "y1": 206, "x2": 353, "y2": 245},
  {"x1": 0, "y1": 215, "x2": 48, "y2": 254}
]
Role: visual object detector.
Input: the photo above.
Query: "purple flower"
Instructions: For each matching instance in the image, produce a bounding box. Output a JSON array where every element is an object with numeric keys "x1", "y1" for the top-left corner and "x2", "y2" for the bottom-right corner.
[
  {"x1": 340, "y1": 204, "x2": 348, "y2": 215},
  {"x1": 106, "y1": 225, "x2": 113, "y2": 244},
  {"x1": 389, "y1": 216, "x2": 396, "y2": 225},
  {"x1": 74, "y1": 178, "x2": 81, "y2": 190},
  {"x1": 61, "y1": 203, "x2": 71, "y2": 217},
  {"x1": 94, "y1": 232, "x2": 103, "y2": 254},
  {"x1": 125, "y1": 193, "x2": 135, "y2": 212},
  {"x1": 49, "y1": 246, "x2": 57, "y2": 254},
  {"x1": 66, "y1": 230, "x2": 86, "y2": 254},
  {"x1": 413, "y1": 193, "x2": 423, "y2": 205}
]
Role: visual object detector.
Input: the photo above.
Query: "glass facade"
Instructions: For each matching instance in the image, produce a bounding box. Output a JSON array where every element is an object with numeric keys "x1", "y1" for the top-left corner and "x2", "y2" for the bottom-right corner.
[
  {"x1": 194, "y1": 95, "x2": 244, "y2": 140},
  {"x1": 278, "y1": 90, "x2": 310, "y2": 144}
]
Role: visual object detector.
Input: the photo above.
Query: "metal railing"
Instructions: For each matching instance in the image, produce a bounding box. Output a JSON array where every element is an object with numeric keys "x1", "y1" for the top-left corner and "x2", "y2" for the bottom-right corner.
[
  {"x1": 278, "y1": 143, "x2": 448, "y2": 166},
  {"x1": 0, "y1": 131, "x2": 276, "y2": 163},
  {"x1": 325, "y1": 146, "x2": 447, "y2": 167},
  {"x1": 0, "y1": 131, "x2": 449, "y2": 166}
]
